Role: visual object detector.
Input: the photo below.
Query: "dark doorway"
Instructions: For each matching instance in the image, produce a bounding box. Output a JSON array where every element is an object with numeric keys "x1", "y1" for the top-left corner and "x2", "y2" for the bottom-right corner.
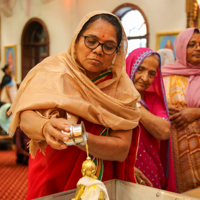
[{"x1": 21, "y1": 18, "x2": 49, "y2": 80}]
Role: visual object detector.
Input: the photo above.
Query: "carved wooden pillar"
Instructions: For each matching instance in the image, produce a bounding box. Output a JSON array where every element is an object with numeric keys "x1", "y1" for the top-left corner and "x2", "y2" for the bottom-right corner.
[{"x1": 186, "y1": 0, "x2": 199, "y2": 28}]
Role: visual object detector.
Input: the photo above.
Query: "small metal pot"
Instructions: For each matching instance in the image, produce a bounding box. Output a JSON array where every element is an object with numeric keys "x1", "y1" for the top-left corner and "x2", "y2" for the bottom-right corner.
[{"x1": 61, "y1": 121, "x2": 87, "y2": 146}]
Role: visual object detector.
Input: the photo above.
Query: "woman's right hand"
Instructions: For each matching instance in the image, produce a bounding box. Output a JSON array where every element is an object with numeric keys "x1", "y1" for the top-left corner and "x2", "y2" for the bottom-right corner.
[
  {"x1": 42, "y1": 117, "x2": 71, "y2": 150},
  {"x1": 168, "y1": 104, "x2": 181, "y2": 116}
]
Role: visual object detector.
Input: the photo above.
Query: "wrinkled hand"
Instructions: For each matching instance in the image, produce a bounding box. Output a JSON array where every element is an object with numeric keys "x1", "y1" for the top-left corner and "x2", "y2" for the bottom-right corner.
[
  {"x1": 169, "y1": 107, "x2": 198, "y2": 130},
  {"x1": 168, "y1": 104, "x2": 182, "y2": 116},
  {"x1": 42, "y1": 117, "x2": 71, "y2": 150},
  {"x1": 134, "y1": 166, "x2": 153, "y2": 187}
]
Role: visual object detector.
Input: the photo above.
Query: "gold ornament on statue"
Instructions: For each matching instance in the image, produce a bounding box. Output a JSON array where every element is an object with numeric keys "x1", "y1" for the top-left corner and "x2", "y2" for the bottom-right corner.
[{"x1": 72, "y1": 143, "x2": 109, "y2": 200}]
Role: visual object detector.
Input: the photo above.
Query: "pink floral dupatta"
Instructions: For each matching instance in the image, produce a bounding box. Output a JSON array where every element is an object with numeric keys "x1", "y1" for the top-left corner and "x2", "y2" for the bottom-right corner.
[{"x1": 126, "y1": 48, "x2": 176, "y2": 192}]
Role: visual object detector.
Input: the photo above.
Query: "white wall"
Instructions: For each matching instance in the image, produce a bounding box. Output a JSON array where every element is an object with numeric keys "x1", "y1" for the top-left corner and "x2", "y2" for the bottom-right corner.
[{"x1": 0, "y1": 0, "x2": 186, "y2": 82}]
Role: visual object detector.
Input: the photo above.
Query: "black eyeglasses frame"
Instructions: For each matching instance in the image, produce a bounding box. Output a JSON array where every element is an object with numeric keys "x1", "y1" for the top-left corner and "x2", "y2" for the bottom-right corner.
[{"x1": 81, "y1": 34, "x2": 119, "y2": 55}]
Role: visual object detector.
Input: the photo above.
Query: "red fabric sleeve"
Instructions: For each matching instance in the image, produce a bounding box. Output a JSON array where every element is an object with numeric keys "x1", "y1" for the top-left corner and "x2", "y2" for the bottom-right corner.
[{"x1": 145, "y1": 92, "x2": 168, "y2": 120}]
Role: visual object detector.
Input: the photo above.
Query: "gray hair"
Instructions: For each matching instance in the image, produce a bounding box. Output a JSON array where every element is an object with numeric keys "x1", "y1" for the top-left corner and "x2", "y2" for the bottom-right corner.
[{"x1": 146, "y1": 53, "x2": 160, "y2": 65}]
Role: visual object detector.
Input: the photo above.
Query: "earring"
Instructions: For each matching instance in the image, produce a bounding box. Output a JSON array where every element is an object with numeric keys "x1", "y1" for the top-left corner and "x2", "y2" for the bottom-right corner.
[
  {"x1": 74, "y1": 52, "x2": 77, "y2": 59},
  {"x1": 111, "y1": 53, "x2": 117, "y2": 65}
]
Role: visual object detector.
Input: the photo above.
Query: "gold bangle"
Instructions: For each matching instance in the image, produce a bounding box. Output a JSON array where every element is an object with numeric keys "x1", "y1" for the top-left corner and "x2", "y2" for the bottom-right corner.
[{"x1": 41, "y1": 119, "x2": 49, "y2": 138}]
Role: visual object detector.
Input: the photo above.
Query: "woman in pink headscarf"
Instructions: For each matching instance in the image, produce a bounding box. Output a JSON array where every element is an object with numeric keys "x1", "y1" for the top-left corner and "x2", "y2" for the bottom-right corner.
[
  {"x1": 162, "y1": 28, "x2": 200, "y2": 193},
  {"x1": 126, "y1": 47, "x2": 176, "y2": 192}
]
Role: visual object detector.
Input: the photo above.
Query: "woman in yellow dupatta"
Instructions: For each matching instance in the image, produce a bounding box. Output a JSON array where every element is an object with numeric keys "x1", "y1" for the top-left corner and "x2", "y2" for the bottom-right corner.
[
  {"x1": 162, "y1": 28, "x2": 200, "y2": 193},
  {"x1": 8, "y1": 11, "x2": 140, "y2": 199}
]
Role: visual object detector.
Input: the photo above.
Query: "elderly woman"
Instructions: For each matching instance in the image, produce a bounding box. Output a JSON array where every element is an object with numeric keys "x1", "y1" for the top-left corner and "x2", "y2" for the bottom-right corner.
[
  {"x1": 126, "y1": 47, "x2": 176, "y2": 192},
  {"x1": 8, "y1": 11, "x2": 140, "y2": 199},
  {"x1": 162, "y1": 28, "x2": 200, "y2": 193}
]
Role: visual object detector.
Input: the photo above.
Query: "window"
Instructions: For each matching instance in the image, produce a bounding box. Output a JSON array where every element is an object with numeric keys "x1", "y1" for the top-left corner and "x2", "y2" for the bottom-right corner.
[{"x1": 113, "y1": 4, "x2": 149, "y2": 56}]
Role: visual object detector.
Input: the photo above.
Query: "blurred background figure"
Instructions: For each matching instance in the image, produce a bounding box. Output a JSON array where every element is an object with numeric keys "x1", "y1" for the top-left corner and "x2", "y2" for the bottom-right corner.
[
  {"x1": 157, "y1": 48, "x2": 175, "y2": 67},
  {"x1": 0, "y1": 102, "x2": 12, "y2": 150},
  {"x1": 0, "y1": 101, "x2": 30, "y2": 164},
  {"x1": 0, "y1": 102, "x2": 12, "y2": 133},
  {"x1": 1, "y1": 64, "x2": 17, "y2": 103}
]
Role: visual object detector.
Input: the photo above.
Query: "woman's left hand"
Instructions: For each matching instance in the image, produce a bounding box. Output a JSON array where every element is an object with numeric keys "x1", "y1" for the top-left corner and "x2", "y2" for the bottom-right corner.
[
  {"x1": 134, "y1": 167, "x2": 153, "y2": 187},
  {"x1": 169, "y1": 107, "x2": 199, "y2": 130}
]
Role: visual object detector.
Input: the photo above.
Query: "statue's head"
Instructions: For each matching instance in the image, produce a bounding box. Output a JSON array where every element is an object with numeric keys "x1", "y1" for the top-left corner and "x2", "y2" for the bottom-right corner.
[{"x1": 81, "y1": 157, "x2": 97, "y2": 178}]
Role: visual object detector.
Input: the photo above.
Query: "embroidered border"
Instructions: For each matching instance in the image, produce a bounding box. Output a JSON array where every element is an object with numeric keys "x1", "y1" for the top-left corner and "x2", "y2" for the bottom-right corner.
[{"x1": 130, "y1": 50, "x2": 153, "y2": 80}]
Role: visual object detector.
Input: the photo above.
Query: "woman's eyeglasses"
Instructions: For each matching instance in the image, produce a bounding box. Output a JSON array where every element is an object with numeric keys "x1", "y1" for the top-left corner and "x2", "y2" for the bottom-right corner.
[
  {"x1": 187, "y1": 42, "x2": 200, "y2": 50},
  {"x1": 82, "y1": 35, "x2": 119, "y2": 55}
]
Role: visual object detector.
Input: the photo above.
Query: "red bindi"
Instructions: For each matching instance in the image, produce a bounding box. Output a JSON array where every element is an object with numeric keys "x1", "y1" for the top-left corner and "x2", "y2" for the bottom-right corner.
[{"x1": 102, "y1": 35, "x2": 105, "y2": 37}]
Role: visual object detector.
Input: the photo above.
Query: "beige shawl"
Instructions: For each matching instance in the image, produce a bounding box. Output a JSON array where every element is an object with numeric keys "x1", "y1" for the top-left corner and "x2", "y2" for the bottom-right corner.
[{"x1": 8, "y1": 11, "x2": 140, "y2": 142}]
